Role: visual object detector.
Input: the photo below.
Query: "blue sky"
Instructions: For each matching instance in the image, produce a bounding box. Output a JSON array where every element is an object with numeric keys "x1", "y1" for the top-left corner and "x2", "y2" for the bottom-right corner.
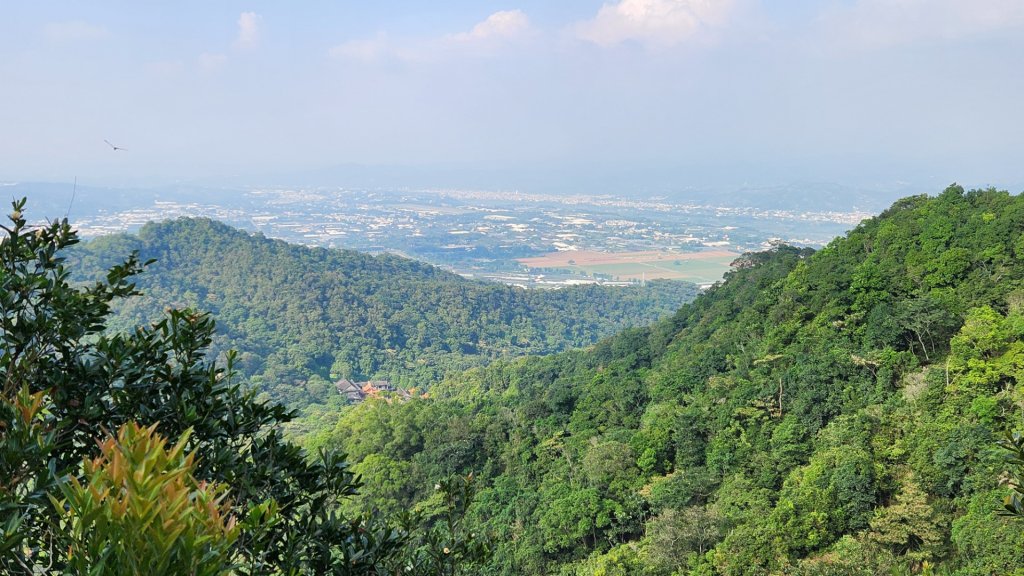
[{"x1": 2, "y1": 1, "x2": 1023, "y2": 193}]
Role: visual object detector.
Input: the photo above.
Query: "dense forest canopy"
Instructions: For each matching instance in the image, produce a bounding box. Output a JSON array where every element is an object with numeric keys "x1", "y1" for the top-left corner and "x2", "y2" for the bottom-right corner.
[
  {"x1": 311, "y1": 185, "x2": 1024, "y2": 575},
  {"x1": 67, "y1": 218, "x2": 698, "y2": 408}
]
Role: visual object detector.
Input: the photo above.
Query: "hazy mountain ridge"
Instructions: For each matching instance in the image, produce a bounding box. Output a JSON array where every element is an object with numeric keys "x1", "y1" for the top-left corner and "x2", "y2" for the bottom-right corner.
[{"x1": 8, "y1": 178, "x2": 922, "y2": 216}]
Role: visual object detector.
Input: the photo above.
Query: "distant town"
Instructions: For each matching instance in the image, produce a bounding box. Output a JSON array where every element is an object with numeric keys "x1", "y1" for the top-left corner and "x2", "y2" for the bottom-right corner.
[{"x1": 54, "y1": 186, "x2": 866, "y2": 288}]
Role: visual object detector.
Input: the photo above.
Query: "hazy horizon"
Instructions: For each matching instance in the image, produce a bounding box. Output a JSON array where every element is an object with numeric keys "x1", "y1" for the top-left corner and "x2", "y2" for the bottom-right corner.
[{"x1": 3, "y1": 1, "x2": 1023, "y2": 194}]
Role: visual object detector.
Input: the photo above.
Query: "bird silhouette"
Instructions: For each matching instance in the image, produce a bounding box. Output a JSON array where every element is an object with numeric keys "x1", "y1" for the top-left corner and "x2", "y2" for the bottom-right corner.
[{"x1": 104, "y1": 139, "x2": 127, "y2": 151}]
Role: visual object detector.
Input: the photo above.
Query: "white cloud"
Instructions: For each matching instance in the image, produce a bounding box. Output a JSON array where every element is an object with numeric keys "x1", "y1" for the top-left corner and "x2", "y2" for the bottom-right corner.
[
  {"x1": 449, "y1": 10, "x2": 532, "y2": 43},
  {"x1": 234, "y1": 11, "x2": 262, "y2": 50},
  {"x1": 43, "y1": 21, "x2": 108, "y2": 43},
  {"x1": 195, "y1": 12, "x2": 260, "y2": 72},
  {"x1": 819, "y1": 0, "x2": 1024, "y2": 50},
  {"x1": 330, "y1": 11, "x2": 532, "y2": 64},
  {"x1": 573, "y1": 0, "x2": 736, "y2": 48},
  {"x1": 198, "y1": 52, "x2": 228, "y2": 71}
]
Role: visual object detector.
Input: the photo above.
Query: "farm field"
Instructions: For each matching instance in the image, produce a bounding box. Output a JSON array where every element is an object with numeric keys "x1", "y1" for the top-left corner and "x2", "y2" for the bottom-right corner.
[{"x1": 517, "y1": 249, "x2": 740, "y2": 285}]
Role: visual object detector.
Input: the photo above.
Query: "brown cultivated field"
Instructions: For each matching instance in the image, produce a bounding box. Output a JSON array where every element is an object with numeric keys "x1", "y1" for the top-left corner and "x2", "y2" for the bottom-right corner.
[{"x1": 517, "y1": 249, "x2": 740, "y2": 284}]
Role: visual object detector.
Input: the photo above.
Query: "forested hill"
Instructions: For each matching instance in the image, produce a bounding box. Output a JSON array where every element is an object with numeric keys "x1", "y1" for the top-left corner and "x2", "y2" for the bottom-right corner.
[
  {"x1": 315, "y1": 185, "x2": 1024, "y2": 574},
  {"x1": 68, "y1": 218, "x2": 698, "y2": 407}
]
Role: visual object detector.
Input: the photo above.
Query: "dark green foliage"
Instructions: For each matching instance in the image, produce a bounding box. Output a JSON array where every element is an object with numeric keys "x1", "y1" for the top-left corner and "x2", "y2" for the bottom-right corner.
[
  {"x1": 314, "y1": 186, "x2": 1024, "y2": 574},
  {"x1": 0, "y1": 199, "x2": 488, "y2": 574},
  {"x1": 68, "y1": 218, "x2": 698, "y2": 408},
  {"x1": 955, "y1": 487, "x2": 1024, "y2": 575}
]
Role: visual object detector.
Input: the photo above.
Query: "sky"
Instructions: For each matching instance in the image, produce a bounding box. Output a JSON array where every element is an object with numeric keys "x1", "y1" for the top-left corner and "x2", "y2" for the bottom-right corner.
[{"x1": 2, "y1": 0, "x2": 1023, "y2": 194}]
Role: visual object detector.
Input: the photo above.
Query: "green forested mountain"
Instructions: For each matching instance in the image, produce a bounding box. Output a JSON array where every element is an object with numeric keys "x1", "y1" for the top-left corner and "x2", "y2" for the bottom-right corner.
[
  {"x1": 68, "y1": 219, "x2": 698, "y2": 407},
  {"x1": 313, "y1": 186, "x2": 1024, "y2": 575},
  {"x1": 1, "y1": 200, "x2": 492, "y2": 575}
]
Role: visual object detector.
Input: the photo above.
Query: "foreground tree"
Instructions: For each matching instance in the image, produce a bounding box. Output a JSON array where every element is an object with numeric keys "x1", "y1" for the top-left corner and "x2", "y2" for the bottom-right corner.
[
  {"x1": 0, "y1": 199, "x2": 486, "y2": 574},
  {"x1": 50, "y1": 423, "x2": 249, "y2": 576}
]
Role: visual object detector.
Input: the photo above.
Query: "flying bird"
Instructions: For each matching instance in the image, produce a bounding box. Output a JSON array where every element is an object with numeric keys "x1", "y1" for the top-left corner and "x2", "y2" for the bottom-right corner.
[{"x1": 104, "y1": 139, "x2": 127, "y2": 151}]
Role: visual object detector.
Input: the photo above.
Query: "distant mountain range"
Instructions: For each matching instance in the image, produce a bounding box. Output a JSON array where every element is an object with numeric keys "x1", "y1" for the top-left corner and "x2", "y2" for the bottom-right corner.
[{"x1": 3, "y1": 176, "x2": 975, "y2": 216}]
